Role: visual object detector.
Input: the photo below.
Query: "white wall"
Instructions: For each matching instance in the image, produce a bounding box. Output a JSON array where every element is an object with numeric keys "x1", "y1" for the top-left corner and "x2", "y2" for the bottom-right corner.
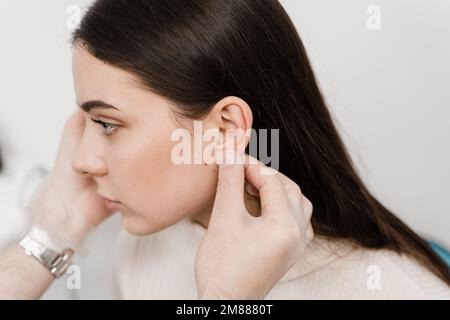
[
  {"x1": 279, "y1": 0, "x2": 450, "y2": 245},
  {"x1": 1, "y1": 0, "x2": 449, "y2": 299}
]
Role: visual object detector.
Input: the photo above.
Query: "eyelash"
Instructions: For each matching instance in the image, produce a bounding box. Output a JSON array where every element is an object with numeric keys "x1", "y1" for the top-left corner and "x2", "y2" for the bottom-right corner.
[{"x1": 90, "y1": 117, "x2": 121, "y2": 136}]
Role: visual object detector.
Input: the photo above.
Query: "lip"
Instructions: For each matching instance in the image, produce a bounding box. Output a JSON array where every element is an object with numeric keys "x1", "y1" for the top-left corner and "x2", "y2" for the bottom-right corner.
[{"x1": 99, "y1": 194, "x2": 122, "y2": 212}]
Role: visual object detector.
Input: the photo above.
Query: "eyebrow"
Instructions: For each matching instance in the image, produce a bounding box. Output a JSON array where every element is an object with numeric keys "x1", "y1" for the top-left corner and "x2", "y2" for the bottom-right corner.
[{"x1": 78, "y1": 100, "x2": 120, "y2": 112}]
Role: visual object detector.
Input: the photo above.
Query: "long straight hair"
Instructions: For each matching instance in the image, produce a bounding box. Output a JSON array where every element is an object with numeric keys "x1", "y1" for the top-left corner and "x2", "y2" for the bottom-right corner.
[{"x1": 72, "y1": 0, "x2": 450, "y2": 285}]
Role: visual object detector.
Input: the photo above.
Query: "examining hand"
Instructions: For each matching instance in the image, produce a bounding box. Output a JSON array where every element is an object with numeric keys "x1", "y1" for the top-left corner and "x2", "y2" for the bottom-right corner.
[
  {"x1": 28, "y1": 110, "x2": 112, "y2": 252},
  {"x1": 195, "y1": 149, "x2": 314, "y2": 299}
]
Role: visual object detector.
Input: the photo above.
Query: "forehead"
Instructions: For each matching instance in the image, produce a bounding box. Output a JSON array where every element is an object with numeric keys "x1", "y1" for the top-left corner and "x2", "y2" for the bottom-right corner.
[
  {"x1": 72, "y1": 46, "x2": 139, "y2": 102},
  {"x1": 71, "y1": 46, "x2": 174, "y2": 115}
]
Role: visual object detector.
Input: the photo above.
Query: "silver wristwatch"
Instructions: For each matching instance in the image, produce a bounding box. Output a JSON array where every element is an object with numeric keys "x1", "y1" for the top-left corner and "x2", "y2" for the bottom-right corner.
[{"x1": 19, "y1": 235, "x2": 74, "y2": 277}]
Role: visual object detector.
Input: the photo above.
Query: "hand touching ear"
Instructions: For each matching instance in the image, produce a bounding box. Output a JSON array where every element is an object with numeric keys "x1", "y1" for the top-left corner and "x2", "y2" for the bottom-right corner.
[{"x1": 195, "y1": 141, "x2": 314, "y2": 299}]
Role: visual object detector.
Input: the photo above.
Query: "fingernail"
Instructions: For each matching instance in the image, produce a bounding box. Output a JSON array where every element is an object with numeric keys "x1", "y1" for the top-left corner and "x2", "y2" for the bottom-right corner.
[{"x1": 245, "y1": 182, "x2": 259, "y2": 196}]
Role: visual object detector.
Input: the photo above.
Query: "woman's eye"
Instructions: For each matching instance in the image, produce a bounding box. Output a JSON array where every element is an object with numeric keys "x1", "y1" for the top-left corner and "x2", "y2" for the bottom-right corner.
[{"x1": 91, "y1": 118, "x2": 120, "y2": 136}]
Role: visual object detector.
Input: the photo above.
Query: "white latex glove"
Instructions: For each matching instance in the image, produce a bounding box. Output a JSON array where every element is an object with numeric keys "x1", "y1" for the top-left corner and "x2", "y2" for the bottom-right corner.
[
  {"x1": 28, "y1": 110, "x2": 112, "y2": 252},
  {"x1": 196, "y1": 148, "x2": 314, "y2": 299}
]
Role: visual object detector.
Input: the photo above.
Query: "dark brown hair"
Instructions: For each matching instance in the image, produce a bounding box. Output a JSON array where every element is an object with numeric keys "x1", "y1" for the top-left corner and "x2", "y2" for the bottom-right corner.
[{"x1": 72, "y1": 0, "x2": 450, "y2": 285}]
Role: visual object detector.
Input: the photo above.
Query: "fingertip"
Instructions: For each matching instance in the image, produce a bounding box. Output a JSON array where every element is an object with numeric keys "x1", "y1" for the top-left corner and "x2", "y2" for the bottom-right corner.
[{"x1": 65, "y1": 110, "x2": 85, "y2": 131}]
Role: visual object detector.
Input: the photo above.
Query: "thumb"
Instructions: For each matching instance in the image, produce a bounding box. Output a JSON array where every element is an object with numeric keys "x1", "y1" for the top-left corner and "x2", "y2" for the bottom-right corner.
[{"x1": 244, "y1": 155, "x2": 289, "y2": 218}]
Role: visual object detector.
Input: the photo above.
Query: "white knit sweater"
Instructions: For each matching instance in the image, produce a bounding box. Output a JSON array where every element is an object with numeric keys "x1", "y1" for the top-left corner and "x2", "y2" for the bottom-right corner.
[{"x1": 113, "y1": 218, "x2": 450, "y2": 299}]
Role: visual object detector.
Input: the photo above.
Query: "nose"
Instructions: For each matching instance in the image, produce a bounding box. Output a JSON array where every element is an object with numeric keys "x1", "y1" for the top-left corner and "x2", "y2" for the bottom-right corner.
[{"x1": 72, "y1": 153, "x2": 108, "y2": 177}]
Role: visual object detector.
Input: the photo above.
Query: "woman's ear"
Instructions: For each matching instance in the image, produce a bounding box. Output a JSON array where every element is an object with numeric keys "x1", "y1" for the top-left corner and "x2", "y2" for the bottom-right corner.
[{"x1": 205, "y1": 96, "x2": 253, "y2": 148}]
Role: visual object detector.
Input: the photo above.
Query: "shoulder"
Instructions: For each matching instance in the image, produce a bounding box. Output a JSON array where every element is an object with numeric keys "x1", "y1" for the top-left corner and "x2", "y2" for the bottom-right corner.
[
  {"x1": 305, "y1": 242, "x2": 450, "y2": 299},
  {"x1": 357, "y1": 247, "x2": 450, "y2": 299},
  {"x1": 272, "y1": 236, "x2": 450, "y2": 299}
]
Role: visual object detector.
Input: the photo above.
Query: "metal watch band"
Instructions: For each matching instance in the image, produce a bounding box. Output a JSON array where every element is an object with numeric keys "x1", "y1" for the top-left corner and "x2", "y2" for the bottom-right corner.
[{"x1": 19, "y1": 235, "x2": 74, "y2": 277}]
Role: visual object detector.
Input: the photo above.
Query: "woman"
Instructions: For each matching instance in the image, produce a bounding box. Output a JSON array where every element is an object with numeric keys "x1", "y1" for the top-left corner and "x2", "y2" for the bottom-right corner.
[
  {"x1": 71, "y1": 0, "x2": 449, "y2": 299},
  {"x1": 0, "y1": 109, "x2": 310, "y2": 299}
]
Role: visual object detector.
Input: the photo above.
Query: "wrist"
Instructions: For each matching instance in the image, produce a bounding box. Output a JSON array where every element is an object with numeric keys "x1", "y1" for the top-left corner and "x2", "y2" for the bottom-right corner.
[
  {"x1": 28, "y1": 188, "x2": 94, "y2": 254},
  {"x1": 28, "y1": 226, "x2": 66, "y2": 252},
  {"x1": 18, "y1": 229, "x2": 75, "y2": 277},
  {"x1": 0, "y1": 244, "x2": 54, "y2": 299}
]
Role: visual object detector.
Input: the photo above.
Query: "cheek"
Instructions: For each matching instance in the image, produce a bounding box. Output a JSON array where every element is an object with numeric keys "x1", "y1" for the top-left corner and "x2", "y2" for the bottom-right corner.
[
  {"x1": 110, "y1": 137, "x2": 174, "y2": 207},
  {"x1": 164, "y1": 162, "x2": 218, "y2": 215},
  {"x1": 122, "y1": 164, "x2": 218, "y2": 235},
  {"x1": 108, "y1": 132, "x2": 218, "y2": 235}
]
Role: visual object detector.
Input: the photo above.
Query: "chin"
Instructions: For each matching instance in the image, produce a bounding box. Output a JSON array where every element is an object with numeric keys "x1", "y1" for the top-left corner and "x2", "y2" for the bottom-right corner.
[
  {"x1": 120, "y1": 214, "x2": 158, "y2": 236},
  {"x1": 120, "y1": 210, "x2": 183, "y2": 236}
]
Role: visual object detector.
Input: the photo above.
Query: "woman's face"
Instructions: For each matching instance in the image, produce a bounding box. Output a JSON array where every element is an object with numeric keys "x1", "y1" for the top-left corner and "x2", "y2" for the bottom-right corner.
[{"x1": 71, "y1": 46, "x2": 218, "y2": 235}]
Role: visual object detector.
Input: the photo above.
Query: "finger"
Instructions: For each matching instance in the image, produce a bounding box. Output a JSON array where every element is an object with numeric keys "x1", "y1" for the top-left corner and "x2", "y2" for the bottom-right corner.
[
  {"x1": 244, "y1": 180, "x2": 259, "y2": 197},
  {"x1": 211, "y1": 138, "x2": 246, "y2": 218},
  {"x1": 274, "y1": 171, "x2": 314, "y2": 224},
  {"x1": 276, "y1": 170, "x2": 303, "y2": 202},
  {"x1": 244, "y1": 155, "x2": 289, "y2": 217},
  {"x1": 54, "y1": 111, "x2": 86, "y2": 173},
  {"x1": 244, "y1": 156, "x2": 302, "y2": 202},
  {"x1": 302, "y1": 195, "x2": 314, "y2": 221},
  {"x1": 305, "y1": 223, "x2": 314, "y2": 243},
  {"x1": 59, "y1": 110, "x2": 86, "y2": 153},
  {"x1": 289, "y1": 194, "x2": 313, "y2": 229},
  {"x1": 64, "y1": 110, "x2": 85, "y2": 137}
]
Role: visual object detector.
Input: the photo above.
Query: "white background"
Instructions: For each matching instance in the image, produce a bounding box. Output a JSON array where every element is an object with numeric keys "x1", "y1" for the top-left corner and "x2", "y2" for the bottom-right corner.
[{"x1": 0, "y1": 0, "x2": 449, "y2": 299}]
